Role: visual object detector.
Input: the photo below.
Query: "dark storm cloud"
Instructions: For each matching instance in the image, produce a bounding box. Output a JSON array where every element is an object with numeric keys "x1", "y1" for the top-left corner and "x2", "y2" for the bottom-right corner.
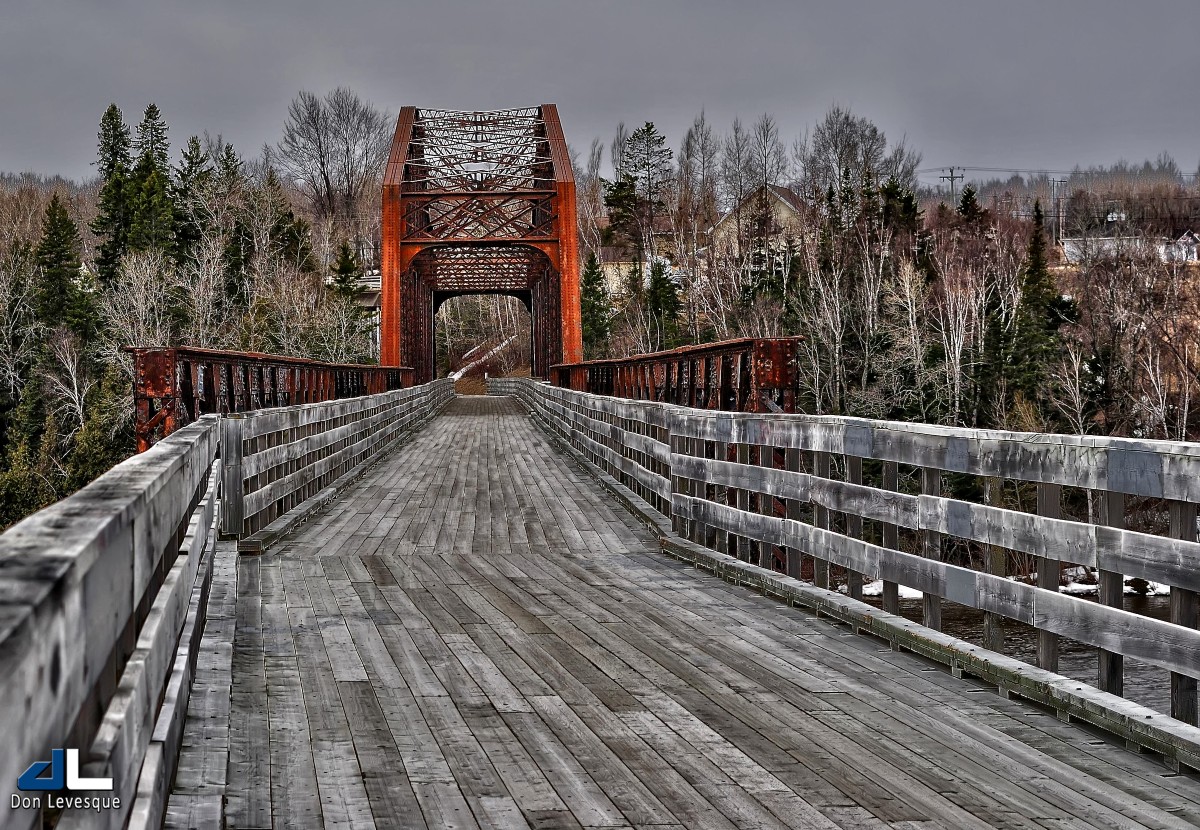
[{"x1": 2, "y1": 0, "x2": 1197, "y2": 183}]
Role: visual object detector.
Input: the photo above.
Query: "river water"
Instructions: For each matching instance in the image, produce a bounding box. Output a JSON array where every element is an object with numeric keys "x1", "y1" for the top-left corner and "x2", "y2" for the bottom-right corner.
[{"x1": 863, "y1": 594, "x2": 1174, "y2": 714}]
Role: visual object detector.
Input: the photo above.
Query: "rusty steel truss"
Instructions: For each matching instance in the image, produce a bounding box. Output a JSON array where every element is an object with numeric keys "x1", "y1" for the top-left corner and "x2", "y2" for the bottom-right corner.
[
  {"x1": 130, "y1": 347, "x2": 415, "y2": 452},
  {"x1": 550, "y1": 338, "x2": 804, "y2": 413},
  {"x1": 382, "y1": 106, "x2": 582, "y2": 381}
]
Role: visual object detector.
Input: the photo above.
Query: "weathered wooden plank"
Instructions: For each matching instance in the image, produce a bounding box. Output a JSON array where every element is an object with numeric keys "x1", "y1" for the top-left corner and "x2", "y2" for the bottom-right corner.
[
  {"x1": 1036, "y1": 483, "x2": 1061, "y2": 673},
  {"x1": 1169, "y1": 500, "x2": 1199, "y2": 725},
  {"x1": 1097, "y1": 490, "x2": 1125, "y2": 697}
]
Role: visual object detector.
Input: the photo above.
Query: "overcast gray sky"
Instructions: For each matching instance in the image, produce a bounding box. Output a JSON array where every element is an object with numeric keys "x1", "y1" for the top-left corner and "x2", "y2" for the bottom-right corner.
[{"x1": 2, "y1": 0, "x2": 1196, "y2": 186}]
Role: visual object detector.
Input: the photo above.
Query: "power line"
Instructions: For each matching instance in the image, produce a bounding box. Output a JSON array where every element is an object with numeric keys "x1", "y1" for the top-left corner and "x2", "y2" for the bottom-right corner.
[{"x1": 918, "y1": 165, "x2": 1198, "y2": 181}]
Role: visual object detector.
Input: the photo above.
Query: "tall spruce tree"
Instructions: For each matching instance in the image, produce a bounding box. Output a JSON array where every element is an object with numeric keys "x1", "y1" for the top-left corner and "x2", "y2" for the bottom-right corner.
[
  {"x1": 622, "y1": 122, "x2": 673, "y2": 259},
  {"x1": 134, "y1": 104, "x2": 170, "y2": 170},
  {"x1": 330, "y1": 240, "x2": 363, "y2": 299},
  {"x1": 646, "y1": 259, "x2": 681, "y2": 351},
  {"x1": 128, "y1": 104, "x2": 175, "y2": 252},
  {"x1": 957, "y1": 184, "x2": 987, "y2": 226},
  {"x1": 579, "y1": 253, "x2": 610, "y2": 358},
  {"x1": 34, "y1": 195, "x2": 91, "y2": 338},
  {"x1": 91, "y1": 104, "x2": 132, "y2": 286},
  {"x1": 172, "y1": 136, "x2": 212, "y2": 265},
  {"x1": 1011, "y1": 201, "x2": 1067, "y2": 405}
]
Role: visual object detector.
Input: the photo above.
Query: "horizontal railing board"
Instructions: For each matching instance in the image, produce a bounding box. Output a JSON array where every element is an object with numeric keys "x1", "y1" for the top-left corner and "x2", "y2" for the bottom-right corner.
[
  {"x1": 669, "y1": 411, "x2": 1200, "y2": 500},
  {"x1": 239, "y1": 401, "x2": 399, "y2": 478},
  {"x1": 671, "y1": 452, "x2": 921, "y2": 529},
  {"x1": 671, "y1": 451, "x2": 1200, "y2": 594},
  {"x1": 230, "y1": 385, "x2": 423, "y2": 433},
  {"x1": 573, "y1": 429, "x2": 671, "y2": 502},
  {"x1": 230, "y1": 379, "x2": 454, "y2": 548},
  {"x1": 240, "y1": 397, "x2": 435, "y2": 513}
]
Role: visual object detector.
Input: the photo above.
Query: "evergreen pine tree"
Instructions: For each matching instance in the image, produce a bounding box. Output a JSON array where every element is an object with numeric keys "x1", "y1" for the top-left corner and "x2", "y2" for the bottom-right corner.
[
  {"x1": 91, "y1": 104, "x2": 132, "y2": 286},
  {"x1": 647, "y1": 259, "x2": 681, "y2": 350},
  {"x1": 128, "y1": 104, "x2": 175, "y2": 252},
  {"x1": 330, "y1": 240, "x2": 363, "y2": 299},
  {"x1": 34, "y1": 195, "x2": 88, "y2": 334},
  {"x1": 134, "y1": 104, "x2": 170, "y2": 171},
  {"x1": 957, "y1": 184, "x2": 987, "y2": 225},
  {"x1": 602, "y1": 175, "x2": 640, "y2": 262},
  {"x1": 172, "y1": 136, "x2": 212, "y2": 265},
  {"x1": 1010, "y1": 201, "x2": 1064, "y2": 404},
  {"x1": 129, "y1": 163, "x2": 175, "y2": 252},
  {"x1": 579, "y1": 253, "x2": 610, "y2": 358}
]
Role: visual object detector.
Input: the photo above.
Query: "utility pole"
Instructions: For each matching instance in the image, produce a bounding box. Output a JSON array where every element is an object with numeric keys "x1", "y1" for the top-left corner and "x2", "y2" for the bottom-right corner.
[
  {"x1": 940, "y1": 166, "x2": 963, "y2": 205},
  {"x1": 1051, "y1": 178, "x2": 1067, "y2": 242}
]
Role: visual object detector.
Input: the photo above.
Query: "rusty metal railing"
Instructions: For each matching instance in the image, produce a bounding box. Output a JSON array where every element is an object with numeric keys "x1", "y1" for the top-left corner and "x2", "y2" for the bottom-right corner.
[
  {"x1": 549, "y1": 337, "x2": 803, "y2": 413},
  {"x1": 129, "y1": 347, "x2": 415, "y2": 451}
]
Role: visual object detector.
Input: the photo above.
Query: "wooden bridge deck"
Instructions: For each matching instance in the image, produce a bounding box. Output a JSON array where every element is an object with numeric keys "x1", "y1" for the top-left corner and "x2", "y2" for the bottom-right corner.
[{"x1": 168, "y1": 397, "x2": 1200, "y2": 830}]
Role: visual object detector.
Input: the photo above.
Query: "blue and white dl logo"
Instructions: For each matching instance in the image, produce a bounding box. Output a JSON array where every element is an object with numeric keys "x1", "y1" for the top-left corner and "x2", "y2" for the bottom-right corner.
[{"x1": 18, "y1": 749, "x2": 112, "y2": 792}]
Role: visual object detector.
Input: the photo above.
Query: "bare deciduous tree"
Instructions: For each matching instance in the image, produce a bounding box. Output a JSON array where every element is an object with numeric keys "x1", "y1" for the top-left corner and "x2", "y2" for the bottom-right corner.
[
  {"x1": 794, "y1": 104, "x2": 921, "y2": 198},
  {"x1": 0, "y1": 248, "x2": 36, "y2": 397},
  {"x1": 45, "y1": 332, "x2": 96, "y2": 440},
  {"x1": 177, "y1": 231, "x2": 231, "y2": 348},
  {"x1": 277, "y1": 88, "x2": 391, "y2": 234},
  {"x1": 98, "y1": 249, "x2": 175, "y2": 377}
]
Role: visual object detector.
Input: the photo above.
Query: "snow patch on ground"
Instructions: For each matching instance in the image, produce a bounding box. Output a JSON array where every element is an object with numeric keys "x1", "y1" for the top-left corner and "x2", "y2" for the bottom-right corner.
[
  {"x1": 841, "y1": 575, "x2": 1170, "y2": 599},
  {"x1": 1058, "y1": 578, "x2": 1172, "y2": 597},
  {"x1": 851, "y1": 580, "x2": 924, "y2": 600}
]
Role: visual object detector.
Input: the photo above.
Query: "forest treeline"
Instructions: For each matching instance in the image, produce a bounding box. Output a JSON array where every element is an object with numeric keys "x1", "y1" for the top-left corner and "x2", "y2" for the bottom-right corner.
[
  {"x1": 0, "y1": 94, "x2": 381, "y2": 526},
  {"x1": 0, "y1": 93, "x2": 1198, "y2": 529},
  {"x1": 573, "y1": 108, "x2": 1200, "y2": 447}
]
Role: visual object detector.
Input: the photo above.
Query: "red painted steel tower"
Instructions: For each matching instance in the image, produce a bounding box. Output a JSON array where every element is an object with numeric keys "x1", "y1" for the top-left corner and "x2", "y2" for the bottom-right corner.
[{"x1": 380, "y1": 106, "x2": 582, "y2": 381}]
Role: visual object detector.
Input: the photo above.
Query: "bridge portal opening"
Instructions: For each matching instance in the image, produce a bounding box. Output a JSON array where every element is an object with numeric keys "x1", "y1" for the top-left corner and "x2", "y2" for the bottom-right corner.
[
  {"x1": 435, "y1": 293, "x2": 532, "y2": 382},
  {"x1": 381, "y1": 106, "x2": 581, "y2": 382},
  {"x1": 407, "y1": 243, "x2": 559, "y2": 380}
]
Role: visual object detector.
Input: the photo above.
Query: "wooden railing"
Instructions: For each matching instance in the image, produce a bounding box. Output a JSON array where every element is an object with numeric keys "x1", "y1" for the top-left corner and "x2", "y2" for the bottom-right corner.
[
  {"x1": 0, "y1": 378, "x2": 454, "y2": 829},
  {"x1": 221, "y1": 379, "x2": 455, "y2": 551},
  {"x1": 0, "y1": 417, "x2": 220, "y2": 830},
  {"x1": 492, "y1": 378, "x2": 1200, "y2": 734}
]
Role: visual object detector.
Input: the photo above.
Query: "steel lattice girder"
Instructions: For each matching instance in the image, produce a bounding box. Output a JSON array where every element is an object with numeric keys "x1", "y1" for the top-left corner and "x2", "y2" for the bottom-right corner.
[{"x1": 381, "y1": 105, "x2": 581, "y2": 382}]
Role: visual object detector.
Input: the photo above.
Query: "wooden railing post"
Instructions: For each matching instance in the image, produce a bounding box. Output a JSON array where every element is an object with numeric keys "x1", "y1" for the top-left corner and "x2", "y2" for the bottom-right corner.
[
  {"x1": 785, "y1": 448, "x2": 803, "y2": 580},
  {"x1": 1097, "y1": 490, "x2": 1125, "y2": 695},
  {"x1": 758, "y1": 444, "x2": 774, "y2": 570},
  {"x1": 1170, "y1": 500, "x2": 1198, "y2": 725},
  {"x1": 688, "y1": 436, "x2": 707, "y2": 546},
  {"x1": 1036, "y1": 482, "x2": 1062, "y2": 672},
  {"x1": 220, "y1": 415, "x2": 245, "y2": 538},
  {"x1": 845, "y1": 455, "x2": 863, "y2": 600},
  {"x1": 982, "y1": 477, "x2": 1006, "y2": 652},
  {"x1": 813, "y1": 451, "x2": 832, "y2": 589},
  {"x1": 714, "y1": 439, "x2": 729, "y2": 554},
  {"x1": 921, "y1": 466, "x2": 942, "y2": 630},
  {"x1": 669, "y1": 413, "x2": 684, "y2": 537},
  {"x1": 735, "y1": 443, "x2": 751, "y2": 561},
  {"x1": 881, "y1": 461, "x2": 900, "y2": 614}
]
